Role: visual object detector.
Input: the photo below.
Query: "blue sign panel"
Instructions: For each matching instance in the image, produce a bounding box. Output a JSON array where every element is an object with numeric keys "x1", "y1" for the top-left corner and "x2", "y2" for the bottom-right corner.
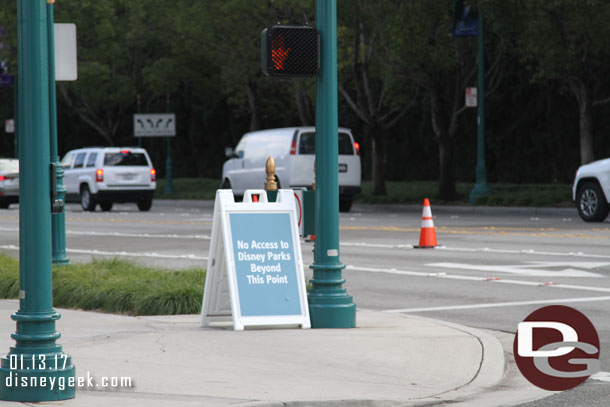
[
  {"x1": 229, "y1": 212, "x2": 302, "y2": 317},
  {"x1": 453, "y1": 0, "x2": 479, "y2": 37}
]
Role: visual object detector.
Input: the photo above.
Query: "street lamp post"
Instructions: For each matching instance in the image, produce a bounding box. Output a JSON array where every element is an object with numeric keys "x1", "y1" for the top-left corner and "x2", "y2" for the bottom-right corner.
[
  {"x1": 164, "y1": 94, "x2": 174, "y2": 195},
  {"x1": 308, "y1": 0, "x2": 356, "y2": 328},
  {"x1": 0, "y1": 0, "x2": 75, "y2": 401},
  {"x1": 47, "y1": 0, "x2": 69, "y2": 265},
  {"x1": 469, "y1": 12, "x2": 492, "y2": 204}
]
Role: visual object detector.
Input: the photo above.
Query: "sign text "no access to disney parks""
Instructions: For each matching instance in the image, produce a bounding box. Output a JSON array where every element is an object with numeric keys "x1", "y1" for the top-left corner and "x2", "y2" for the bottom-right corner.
[{"x1": 236, "y1": 239, "x2": 292, "y2": 284}]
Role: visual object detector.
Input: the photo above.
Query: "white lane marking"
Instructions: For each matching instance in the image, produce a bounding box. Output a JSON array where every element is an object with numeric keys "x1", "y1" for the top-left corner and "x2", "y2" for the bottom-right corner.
[
  {"x1": 384, "y1": 296, "x2": 610, "y2": 313},
  {"x1": 342, "y1": 242, "x2": 413, "y2": 249},
  {"x1": 439, "y1": 246, "x2": 610, "y2": 260},
  {"x1": 428, "y1": 262, "x2": 606, "y2": 278},
  {"x1": 67, "y1": 249, "x2": 207, "y2": 261},
  {"x1": 345, "y1": 265, "x2": 610, "y2": 293},
  {"x1": 0, "y1": 245, "x2": 206, "y2": 261},
  {"x1": 0, "y1": 227, "x2": 210, "y2": 240},
  {"x1": 65, "y1": 231, "x2": 211, "y2": 240},
  {"x1": 590, "y1": 372, "x2": 610, "y2": 382},
  {"x1": 340, "y1": 241, "x2": 610, "y2": 259}
]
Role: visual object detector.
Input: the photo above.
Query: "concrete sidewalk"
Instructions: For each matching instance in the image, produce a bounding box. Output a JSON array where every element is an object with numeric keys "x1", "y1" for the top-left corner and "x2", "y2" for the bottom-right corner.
[{"x1": 0, "y1": 301, "x2": 507, "y2": 407}]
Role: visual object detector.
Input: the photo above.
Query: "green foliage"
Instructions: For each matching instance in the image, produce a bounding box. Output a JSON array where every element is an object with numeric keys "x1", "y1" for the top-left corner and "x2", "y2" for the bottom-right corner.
[
  {"x1": 155, "y1": 178, "x2": 220, "y2": 200},
  {"x1": 0, "y1": 255, "x2": 205, "y2": 316},
  {"x1": 2, "y1": 1, "x2": 610, "y2": 186},
  {"x1": 358, "y1": 181, "x2": 571, "y2": 207}
]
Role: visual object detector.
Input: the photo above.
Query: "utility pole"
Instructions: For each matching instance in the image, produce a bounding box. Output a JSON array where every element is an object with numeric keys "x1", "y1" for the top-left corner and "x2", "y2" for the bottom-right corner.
[
  {"x1": 469, "y1": 12, "x2": 492, "y2": 204},
  {"x1": 164, "y1": 94, "x2": 174, "y2": 195},
  {"x1": 0, "y1": 0, "x2": 75, "y2": 401},
  {"x1": 308, "y1": 0, "x2": 356, "y2": 328},
  {"x1": 48, "y1": 0, "x2": 69, "y2": 265}
]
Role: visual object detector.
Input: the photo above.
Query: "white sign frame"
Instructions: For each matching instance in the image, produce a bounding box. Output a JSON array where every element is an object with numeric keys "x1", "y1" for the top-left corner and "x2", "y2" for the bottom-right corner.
[
  {"x1": 134, "y1": 113, "x2": 176, "y2": 137},
  {"x1": 201, "y1": 189, "x2": 310, "y2": 331}
]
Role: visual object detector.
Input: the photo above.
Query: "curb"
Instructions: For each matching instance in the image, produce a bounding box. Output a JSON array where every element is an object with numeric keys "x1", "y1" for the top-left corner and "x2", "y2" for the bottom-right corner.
[
  {"x1": 154, "y1": 199, "x2": 578, "y2": 218},
  {"x1": 351, "y1": 202, "x2": 576, "y2": 218},
  {"x1": 232, "y1": 313, "x2": 507, "y2": 407}
]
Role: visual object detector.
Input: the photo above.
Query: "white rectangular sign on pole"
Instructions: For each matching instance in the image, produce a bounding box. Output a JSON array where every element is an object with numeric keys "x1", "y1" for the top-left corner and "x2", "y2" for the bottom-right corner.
[
  {"x1": 5, "y1": 119, "x2": 14, "y2": 134},
  {"x1": 55, "y1": 23, "x2": 78, "y2": 81},
  {"x1": 465, "y1": 87, "x2": 477, "y2": 107},
  {"x1": 134, "y1": 113, "x2": 176, "y2": 137},
  {"x1": 201, "y1": 189, "x2": 310, "y2": 331}
]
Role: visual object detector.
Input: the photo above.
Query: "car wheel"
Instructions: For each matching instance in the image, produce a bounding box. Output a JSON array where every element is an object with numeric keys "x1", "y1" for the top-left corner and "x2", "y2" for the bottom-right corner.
[
  {"x1": 221, "y1": 178, "x2": 231, "y2": 189},
  {"x1": 99, "y1": 201, "x2": 113, "y2": 212},
  {"x1": 577, "y1": 182, "x2": 609, "y2": 222},
  {"x1": 80, "y1": 185, "x2": 96, "y2": 212},
  {"x1": 339, "y1": 198, "x2": 353, "y2": 213},
  {"x1": 137, "y1": 198, "x2": 153, "y2": 212},
  {"x1": 0, "y1": 201, "x2": 9, "y2": 209}
]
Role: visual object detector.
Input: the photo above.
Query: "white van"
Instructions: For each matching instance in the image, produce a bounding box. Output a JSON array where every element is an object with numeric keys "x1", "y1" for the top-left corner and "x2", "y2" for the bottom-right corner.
[{"x1": 222, "y1": 127, "x2": 361, "y2": 212}]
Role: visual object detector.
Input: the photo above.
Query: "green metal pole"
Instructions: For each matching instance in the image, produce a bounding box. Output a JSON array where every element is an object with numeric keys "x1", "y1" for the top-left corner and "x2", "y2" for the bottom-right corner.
[
  {"x1": 164, "y1": 94, "x2": 174, "y2": 195},
  {"x1": 0, "y1": 0, "x2": 75, "y2": 401},
  {"x1": 137, "y1": 94, "x2": 142, "y2": 148},
  {"x1": 308, "y1": 0, "x2": 356, "y2": 328},
  {"x1": 469, "y1": 12, "x2": 491, "y2": 204},
  {"x1": 13, "y1": 76, "x2": 18, "y2": 158},
  {"x1": 48, "y1": 0, "x2": 69, "y2": 265}
]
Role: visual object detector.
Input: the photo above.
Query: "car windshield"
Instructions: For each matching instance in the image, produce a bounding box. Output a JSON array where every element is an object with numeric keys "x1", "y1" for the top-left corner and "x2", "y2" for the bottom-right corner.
[
  {"x1": 0, "y1": 160, "x2": 18, "y2": 173},
  {"x1": 104, "y1": 152, "x2": 148, "y2": 166},
  {"x1": 298, "y1": 132, "x2": 354, "y2": 155}
]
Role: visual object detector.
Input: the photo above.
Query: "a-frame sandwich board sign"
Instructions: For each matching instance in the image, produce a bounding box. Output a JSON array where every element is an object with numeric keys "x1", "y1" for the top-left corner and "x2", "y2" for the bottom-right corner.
[{"x1": 201, "y1": 189, "x2": 310, "y2": 331}]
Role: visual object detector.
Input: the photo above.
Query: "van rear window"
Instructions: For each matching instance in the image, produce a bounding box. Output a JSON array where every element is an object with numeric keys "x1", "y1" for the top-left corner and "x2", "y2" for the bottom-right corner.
[
  {"x1": 298, "y1": 132, "x2": 354, "y2": 155},
  {"x1": 104, "y1": 152, "x2": 148, "y2": 166}
]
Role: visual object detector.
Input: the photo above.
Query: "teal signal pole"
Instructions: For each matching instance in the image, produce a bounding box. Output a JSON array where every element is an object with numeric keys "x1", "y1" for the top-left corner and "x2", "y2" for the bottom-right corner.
[
  {"x1": 47, "y1": 0, "x2": 69, "y2": 265},
  {"x1": 308, "y1": 0, "x2": 356, "y2": 328},
  {"x1": 0, "y1": 0, "x2": 75, "y2": 401},
  {"x1": 469, "y1": 12, "x2": 491, "y2": 204},
  {"x1": 164, "y1": 94, "x2": 174, "y2": 195}
]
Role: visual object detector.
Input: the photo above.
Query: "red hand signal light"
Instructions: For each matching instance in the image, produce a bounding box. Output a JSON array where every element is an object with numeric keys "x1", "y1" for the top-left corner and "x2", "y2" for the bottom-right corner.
[{"x1": 271, "y1": 36, "x2": 291, "y2": 71}]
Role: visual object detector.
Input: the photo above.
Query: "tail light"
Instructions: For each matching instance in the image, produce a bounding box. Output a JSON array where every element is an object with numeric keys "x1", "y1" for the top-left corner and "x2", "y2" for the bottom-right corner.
[
  {"x1": 96, "y1": 169, "x2": 104, "y2": 182},
  {"x1": 290, "y1": 140, "x2": 297, "y2": 155},
  {"x1": 150, "y1": 168, "x2": 156, "y2": 182},
  {"x1": 354, "y1": 142, "x2": 360, "y2": 156},
  {"x1": 0, "y1": 176, "x2": 4, "y2": 181}
]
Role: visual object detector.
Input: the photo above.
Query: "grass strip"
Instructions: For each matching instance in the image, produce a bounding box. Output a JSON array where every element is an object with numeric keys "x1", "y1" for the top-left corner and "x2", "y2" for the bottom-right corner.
[
  {"x1": 155, "y1": 178, "x2": 572, "y2": 207},
  {"x1": 358, "y1": 181, "x2": 573, "y2": 207},
  {"x1": 0, "y1": 255, "x2": 204, "y2": 316}
]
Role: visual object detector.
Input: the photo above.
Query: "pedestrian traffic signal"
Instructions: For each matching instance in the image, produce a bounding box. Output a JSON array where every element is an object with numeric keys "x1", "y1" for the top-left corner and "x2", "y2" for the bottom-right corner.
[{"x1": 261, "y1": 25, "x2": 319, "y2": 78}]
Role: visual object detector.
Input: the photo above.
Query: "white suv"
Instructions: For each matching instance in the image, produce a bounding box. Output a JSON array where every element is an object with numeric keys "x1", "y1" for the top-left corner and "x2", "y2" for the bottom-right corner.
[
  {"x1": 62, "y1": 147, "x2": 156, "y2": 212},
  {"x1": 222, "y1": 127, "x2": 361, "y2": 212},
  {"x1": 572, "y1": 158, "x2": 610, "y2": 222}
]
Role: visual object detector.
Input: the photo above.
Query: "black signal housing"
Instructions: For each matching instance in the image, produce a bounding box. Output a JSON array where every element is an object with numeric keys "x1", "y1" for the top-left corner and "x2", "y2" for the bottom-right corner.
[{"x1": 261, "y1": 25, "x2": 319, "y2": 78}]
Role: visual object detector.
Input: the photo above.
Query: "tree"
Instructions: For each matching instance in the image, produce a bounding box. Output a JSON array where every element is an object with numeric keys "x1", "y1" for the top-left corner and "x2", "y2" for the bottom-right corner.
[
  {"x1": 337, "y1": 1, "x2": 412, "y2": 196},
  {"x1": 479, "y1": 0, "x2": 610, "y2": 165},
  {"x1": 368, "y1": 0, "x2": 505, "y2": 200}
]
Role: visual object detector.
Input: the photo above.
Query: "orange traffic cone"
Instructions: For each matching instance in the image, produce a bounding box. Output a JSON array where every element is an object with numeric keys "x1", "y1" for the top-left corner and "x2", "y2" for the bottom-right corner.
[{"x1": 415, "y1": 198, "x2": 437, "y2": 248}]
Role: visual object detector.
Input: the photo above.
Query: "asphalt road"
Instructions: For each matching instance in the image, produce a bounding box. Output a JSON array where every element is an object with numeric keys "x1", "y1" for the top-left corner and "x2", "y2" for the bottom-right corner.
[{"x1": 0, "y1": 199, "x2": 609, "y2": 406}]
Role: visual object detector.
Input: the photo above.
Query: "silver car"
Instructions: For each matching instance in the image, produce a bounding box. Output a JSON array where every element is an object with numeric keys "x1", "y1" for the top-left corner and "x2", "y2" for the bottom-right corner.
[{"x1": 0, "y1": 159, "x2": 19, "y2": 209}]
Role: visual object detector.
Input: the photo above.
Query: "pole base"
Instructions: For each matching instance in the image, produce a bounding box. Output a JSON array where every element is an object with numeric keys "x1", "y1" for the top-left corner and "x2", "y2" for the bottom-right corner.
[
  {"x1": 308, "y1": 295, "x2": 356, "y2": 328},
  {"x1": 51, "y1": 255, "x2": 70, "y2": 265},
  {"x1": 469, "y1": 183, "x2": 492, "y2": 205},
  {"x1": 0, "y1": 356, "x2": 75, "y2": 401}
]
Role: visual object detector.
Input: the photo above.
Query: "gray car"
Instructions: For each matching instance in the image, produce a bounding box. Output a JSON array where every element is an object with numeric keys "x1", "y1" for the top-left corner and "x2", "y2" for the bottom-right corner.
[{"x1": 0, "y1": 159, "x2": 19, "y2": 209}]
